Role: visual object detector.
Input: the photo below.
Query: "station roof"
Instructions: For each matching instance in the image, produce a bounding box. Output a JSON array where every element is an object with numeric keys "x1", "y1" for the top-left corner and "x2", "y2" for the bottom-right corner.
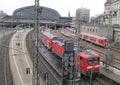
[{"x1": 13, "y1": 5, "x2": 61, "y2": 20}]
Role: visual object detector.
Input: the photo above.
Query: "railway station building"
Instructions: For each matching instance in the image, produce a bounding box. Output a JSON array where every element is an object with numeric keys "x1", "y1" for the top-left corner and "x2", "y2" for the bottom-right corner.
[
  {"x1": 1, "y1": 5, "x2": 72, "y2": 28},
  {"x1": 13, "y1": 6, "x2": 61, "y2": 20},
  {"x1": 11, "y1": 5, "x2": 72, "y2": 28}
]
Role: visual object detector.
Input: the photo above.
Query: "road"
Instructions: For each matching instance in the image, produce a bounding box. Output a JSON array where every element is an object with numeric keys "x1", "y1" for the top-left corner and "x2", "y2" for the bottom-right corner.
[
  {"x1": 0, "y1": 29, "x2": 14, "y2": 85},
  {"x1": 9, "y1": 29, "x2": 33, "y2": 85}
]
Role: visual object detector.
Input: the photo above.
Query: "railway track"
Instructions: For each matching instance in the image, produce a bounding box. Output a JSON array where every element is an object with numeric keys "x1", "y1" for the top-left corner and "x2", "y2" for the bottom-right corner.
[
  {"x1": 0, "y1": 32, "x2": 13, "y2": 85},
  {"x1": 26, "y1": 31, "x2": 62, "y2": 85},
  {"x1": 92, "y1": 74, "x2": 120, "y2": 85},
  {"x1": 52, "y1": 29, "x2": 120, "y2": 84},
  {"x1": 59, "y1": 29, "x2": 120, "y2": 70},
  {"x1": 26, "y1": 29, "x2": 120, "y2": 85},
  {"x1": 81, "y1": 74, "x2": 111, "y2": 85},
  {"x1": 37, "y1": 52, "x2": 62, "y2": 85}
]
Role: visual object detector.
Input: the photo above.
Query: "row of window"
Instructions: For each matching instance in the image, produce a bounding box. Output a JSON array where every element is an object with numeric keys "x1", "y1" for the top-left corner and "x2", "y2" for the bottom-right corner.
[
  {"x1": 82, "y1": 28, "x2": 98, "y2": 33},
  {"x1": 14, "y1": 10, "x2": 59, "y2": 20},
  {"x1": 111, "y1": 2, "x2": 120, "y2": 10},
  {"x1": 80, "y1": 57, "x2": 99, "y2": 64}
]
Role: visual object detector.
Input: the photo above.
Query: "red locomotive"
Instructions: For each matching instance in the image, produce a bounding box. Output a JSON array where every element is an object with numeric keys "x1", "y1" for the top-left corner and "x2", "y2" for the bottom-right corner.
[
  {"x1": 52, "y1": 39, "x2": 64, "y2": 57},
  {"x1": 66, "y1": 28, "x2": 107, "y2": 47},
  {"x1": 39, "y1": 31, "x2": 57, "y2": 49},
  {"x1": 39, "y1": 30, "x2": 100, "y2": 76},
  {"x1": 74, "y1": 49, "x2": 100, "y2": 75}
]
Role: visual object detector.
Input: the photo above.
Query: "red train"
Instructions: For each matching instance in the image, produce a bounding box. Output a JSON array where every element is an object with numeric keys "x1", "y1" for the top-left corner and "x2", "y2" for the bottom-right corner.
[
  {"x1": 39, "y1": 30, "x2": 100, "y2": 76},
  {"x1": 66, "y1": 27, "x2": 76, "y2": 35},
  {"x1": 66, "y1": 28, "x2": 107, "y2": 47},
  {"x1": 39, "y1": 26, "x2": 46, "y2": 31},
  {"x1": 39, "y1": 31, "x2": 57, "y2": 49}
]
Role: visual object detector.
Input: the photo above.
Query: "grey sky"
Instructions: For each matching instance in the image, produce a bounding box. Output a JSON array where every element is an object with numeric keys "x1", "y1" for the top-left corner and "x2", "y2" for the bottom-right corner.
[{"x1": 0, "y1": 0, "x2": 106, "y2": 17}]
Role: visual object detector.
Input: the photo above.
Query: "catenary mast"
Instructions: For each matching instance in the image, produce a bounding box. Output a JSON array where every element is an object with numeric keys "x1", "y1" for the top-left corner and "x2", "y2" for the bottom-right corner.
[{"x1": 33, "y1": 0, "x2": 40, "y2": 85}]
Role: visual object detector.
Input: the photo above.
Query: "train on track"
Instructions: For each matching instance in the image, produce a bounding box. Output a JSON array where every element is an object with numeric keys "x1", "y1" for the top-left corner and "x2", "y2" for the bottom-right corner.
[
  {"x1": 66, "y1": 28, "x2": 108, "y2": 47},
  {"x1": 39, "y1": 28, "x2": 100, "y2": 76}
]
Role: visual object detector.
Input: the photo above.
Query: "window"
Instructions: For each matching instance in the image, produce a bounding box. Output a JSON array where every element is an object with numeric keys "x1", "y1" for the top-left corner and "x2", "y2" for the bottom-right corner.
[
  {"x1": 93, "y1": 58, "x2": 99, "y2": 63},
  {"x1": 80, "y1": 57, "x2": 83, "y2": 62},
  {"x1": 87, "y1": 58, "x2": 99, "y2": 64},
  {"x1": 90, "y1": 29, "x2": 91, "y2": 31},
  {"x1": 87, "y1": 28, "x2": 89, "y2": 31},
  {"x1": 87, "y1": 58, "x2": 93, "y2": 64}
]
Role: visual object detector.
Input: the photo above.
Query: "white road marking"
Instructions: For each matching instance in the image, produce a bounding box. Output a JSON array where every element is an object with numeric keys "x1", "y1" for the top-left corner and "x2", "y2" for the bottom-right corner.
[
  {"x1": 11, "y1": 34, "x2": 24, "y2": 85},
  {"x1": 22, "y1": 31, "x2": 33, "y2": 75},
  {"x1": 11, "y1": 29, "x2": 33, "y2": 85}
]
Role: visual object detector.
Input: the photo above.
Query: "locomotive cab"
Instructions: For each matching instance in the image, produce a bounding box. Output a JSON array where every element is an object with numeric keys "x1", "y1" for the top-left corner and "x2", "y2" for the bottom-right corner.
[
  {"x1": 87, "y1": 57, "x2": 100, "y2": 72},
  {"x1": 75, "y1": 50, "x2": 100, "y2": 76}
]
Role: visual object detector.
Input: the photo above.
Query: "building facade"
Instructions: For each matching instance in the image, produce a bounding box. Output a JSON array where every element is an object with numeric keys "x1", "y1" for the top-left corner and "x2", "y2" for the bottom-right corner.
[
  {"x1": 104, "y1": 0, "x2": 120, "y2": 25},
  {"x1": 114, "y1": 29, "x2": 120, "y2": 42},
  {"x1": 0, "y1": 11, "x2": 7, "y2": 20},
  {"x1": 104, "y1": 0, "x2": 120, "y2": 42},
  {"x1": 76, "y1": 8, "x2": 90, "y2": 23}
]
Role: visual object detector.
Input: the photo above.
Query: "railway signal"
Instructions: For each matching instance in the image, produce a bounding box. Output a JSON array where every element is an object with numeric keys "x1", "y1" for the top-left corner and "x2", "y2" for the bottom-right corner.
[{"x1": 62, "y1": 40, "x2": 75, "y2": 85}]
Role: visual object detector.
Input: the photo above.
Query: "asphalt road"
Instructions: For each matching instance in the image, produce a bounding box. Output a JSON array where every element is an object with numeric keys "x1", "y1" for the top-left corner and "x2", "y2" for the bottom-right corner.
[
  {"x1": 9, "y1": 29, "x2": 33, "y2": 85},
  {"x1": 0, "y1": 29, "x2": 14, "y2": 85}
]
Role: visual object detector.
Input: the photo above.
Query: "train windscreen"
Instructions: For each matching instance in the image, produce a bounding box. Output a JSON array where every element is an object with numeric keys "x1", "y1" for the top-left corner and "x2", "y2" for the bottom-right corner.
[{"x1": 87, "y1": 57, "x2": 99, "y2": 64}]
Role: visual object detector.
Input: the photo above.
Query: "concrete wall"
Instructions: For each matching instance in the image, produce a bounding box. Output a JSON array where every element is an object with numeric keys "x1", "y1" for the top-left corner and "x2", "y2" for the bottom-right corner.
[{"x1": 114, "y1": 29, "x2": 120, "y2": 42}]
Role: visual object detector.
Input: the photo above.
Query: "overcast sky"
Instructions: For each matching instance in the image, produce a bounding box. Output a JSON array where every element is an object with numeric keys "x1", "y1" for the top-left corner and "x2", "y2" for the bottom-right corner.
[{"x1": 0, "y1": 0, "x2": 106, "y2": 17}]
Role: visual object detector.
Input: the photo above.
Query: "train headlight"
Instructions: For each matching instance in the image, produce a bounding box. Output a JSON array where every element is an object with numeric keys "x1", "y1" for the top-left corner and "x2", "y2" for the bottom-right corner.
[
  {"x1": 87, "y1": 66, "x2": 93, "y2": 69},
  {"x1": 94, "y1": 65, "x2": 100, "y2": 68}
]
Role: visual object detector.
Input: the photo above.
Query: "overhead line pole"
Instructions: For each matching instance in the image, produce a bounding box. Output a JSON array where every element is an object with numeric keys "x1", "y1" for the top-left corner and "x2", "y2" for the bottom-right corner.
[
  {"x1": 75, "y1": 9, "x2": 82, "y2": 85},
  {"x1": 105, "y1": 11, "x2": 112, "y2": 69},
  {"x1": 77, "y1": 20, "x2": 82, "y2": 85},
  {"x1": 33, "y1": 0, "x2": 40, "y2": 85}
]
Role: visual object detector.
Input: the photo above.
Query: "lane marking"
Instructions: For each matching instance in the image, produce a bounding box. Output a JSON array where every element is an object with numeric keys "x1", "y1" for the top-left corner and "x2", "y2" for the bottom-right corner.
[
  {"x1": 11, "y1": 34, "x2": 24, "y2": 85},
  {"x1": 20, "y1": 29, "x2": 33, "y2": 84},
  {"x1": 11, "y1": 29, "x2": 33, "y2": 85},
  {"x1": 22, "y1": 30, "x2": 33, "y2": 75}
]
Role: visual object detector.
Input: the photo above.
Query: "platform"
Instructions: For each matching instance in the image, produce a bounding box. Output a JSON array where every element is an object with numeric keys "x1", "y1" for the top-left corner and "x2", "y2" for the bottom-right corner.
[{"x1": 100, "y1": 67, "x2": 120, "y2": 84}]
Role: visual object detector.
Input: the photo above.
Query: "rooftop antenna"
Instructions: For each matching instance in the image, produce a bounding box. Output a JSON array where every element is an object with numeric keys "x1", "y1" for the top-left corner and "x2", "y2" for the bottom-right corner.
[{"x1": 68, "y1": 11, "x2": 71, "y2": 17}]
